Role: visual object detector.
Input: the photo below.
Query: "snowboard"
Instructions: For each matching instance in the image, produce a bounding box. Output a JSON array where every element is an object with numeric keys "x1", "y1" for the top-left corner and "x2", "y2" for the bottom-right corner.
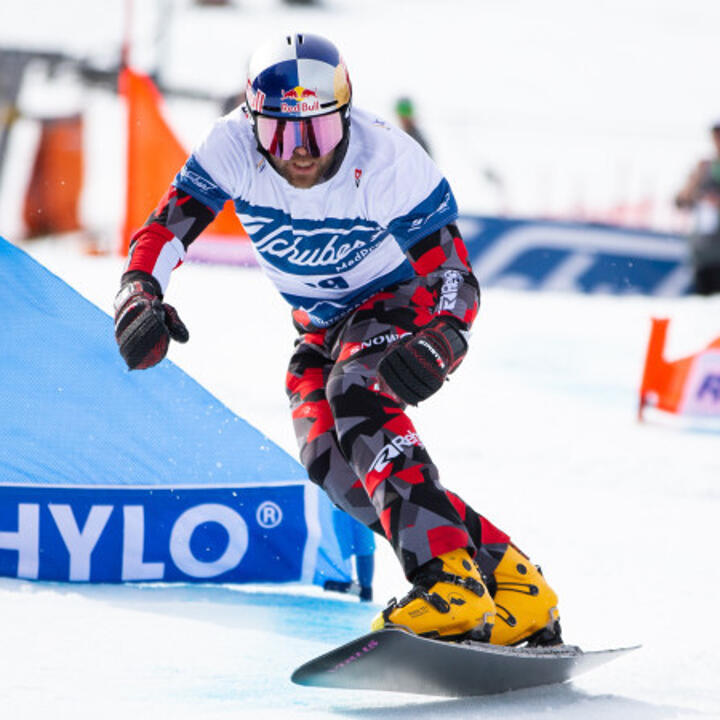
[{"x1": 291, "y1": 628, "x2": 639, "y2": 697}]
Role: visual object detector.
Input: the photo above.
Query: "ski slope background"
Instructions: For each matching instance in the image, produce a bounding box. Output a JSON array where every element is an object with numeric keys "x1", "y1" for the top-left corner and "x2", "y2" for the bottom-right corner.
[
  {"x1": 2, "y1": 0, "x2": 720, "y2": 718},
  {"x1": 3, "y1": 0, "x2": 720, "y2": 234},
  {"x1": 2, "y1": 239, "x2": 718, "y2": 720}
]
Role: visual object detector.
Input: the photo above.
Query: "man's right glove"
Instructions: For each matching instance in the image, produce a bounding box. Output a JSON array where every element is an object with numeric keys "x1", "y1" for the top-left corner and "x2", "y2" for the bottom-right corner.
[
  {"x1": 113, "y1": 276, "x2": 189, "y2": 370},
  {"x1": 377, "y1": 316, "x2": 468, "y2": 406}
]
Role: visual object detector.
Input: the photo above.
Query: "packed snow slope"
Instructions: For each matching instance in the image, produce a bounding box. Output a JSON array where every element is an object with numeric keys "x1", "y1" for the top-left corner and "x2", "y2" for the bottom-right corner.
[{"x1": 1, "y1": 239, "x2": 717, "y2": 720}]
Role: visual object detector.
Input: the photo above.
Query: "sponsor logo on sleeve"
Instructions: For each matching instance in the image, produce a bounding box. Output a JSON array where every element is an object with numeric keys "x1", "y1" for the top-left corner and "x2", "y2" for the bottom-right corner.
[
  {"x1": 436, "y1": 270, "x2": 463, "y2": 312},
  {"x1": 182, "y1": 168, "x2": 219, "y2": 194},
  {"x1": 408, "y1": 192, "x2": 452, "y2": 234}
]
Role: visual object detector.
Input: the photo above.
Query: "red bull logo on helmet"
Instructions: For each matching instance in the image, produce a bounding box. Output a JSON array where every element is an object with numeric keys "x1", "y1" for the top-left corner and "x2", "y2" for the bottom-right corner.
[{"x1": 280, "y1": 86, "x2": 320, "y2": 114}]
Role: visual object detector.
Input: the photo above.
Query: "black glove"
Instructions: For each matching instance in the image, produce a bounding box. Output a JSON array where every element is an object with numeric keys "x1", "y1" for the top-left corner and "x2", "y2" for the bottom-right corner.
[
  {"x1": 377, "y1": 317, "x2": 468, "y2": 406},
  {"x1": 113, "y1": 275, "x2": 189, "y2": 370}
]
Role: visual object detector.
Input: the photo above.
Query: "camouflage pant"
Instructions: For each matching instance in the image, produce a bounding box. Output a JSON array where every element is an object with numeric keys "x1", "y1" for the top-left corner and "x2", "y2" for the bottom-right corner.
[{"x1": 286, "y1": 225, "x2": 510, "y2": 579}]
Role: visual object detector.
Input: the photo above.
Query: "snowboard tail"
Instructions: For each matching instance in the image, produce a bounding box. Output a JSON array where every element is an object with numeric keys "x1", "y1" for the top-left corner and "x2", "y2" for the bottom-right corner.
[{"x1": 291, "y1": 628, "x2": 639, "y2": 697}]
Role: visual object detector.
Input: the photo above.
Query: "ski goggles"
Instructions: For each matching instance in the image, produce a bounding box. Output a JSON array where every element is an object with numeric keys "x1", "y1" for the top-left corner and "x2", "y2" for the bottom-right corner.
[{"x1": 255, "y1": 111, "x2": 345, "y2": 161}]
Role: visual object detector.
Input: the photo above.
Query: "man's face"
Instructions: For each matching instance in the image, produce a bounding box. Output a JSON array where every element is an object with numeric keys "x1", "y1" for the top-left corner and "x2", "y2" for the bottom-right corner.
[
  {"x1": 269, "y1": 146, "x2": 336, "y2": 189},
  {"x1": 255, "y1": 110, "x2": 345, "y2": 189}
]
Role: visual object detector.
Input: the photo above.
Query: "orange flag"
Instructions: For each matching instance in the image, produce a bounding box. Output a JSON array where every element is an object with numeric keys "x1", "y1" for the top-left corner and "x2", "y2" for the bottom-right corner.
[
  {"x1": 119, "y1": 67, "x2": 247, "y2": 256},
  {"x1": 639, "y1": 318, "x2": 720, "y2": 420},
  {"x1": 23, "y1": 114, "x2": 84, "y2": 238}
]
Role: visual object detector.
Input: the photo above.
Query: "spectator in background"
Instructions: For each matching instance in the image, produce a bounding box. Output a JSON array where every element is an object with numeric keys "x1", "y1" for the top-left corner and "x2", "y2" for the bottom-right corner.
[
  {"x1": 395, "y1": 97, "x2": 431, "y2": 156},
  {"x1": 325, "y1": 507, "x2": 375, "y2": 601},
  {"x1": 675, "y1": 120, "x2": 720, "y2": 295}
]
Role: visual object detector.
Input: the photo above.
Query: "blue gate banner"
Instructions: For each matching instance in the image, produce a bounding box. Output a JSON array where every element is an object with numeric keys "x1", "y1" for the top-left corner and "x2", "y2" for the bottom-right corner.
[
  {"x1": 0, "y1": 485, "x2": 311, "y2": 583},
  {"x1": 457, "y1": 215, "x2": 693, "y2": 296},
  {"x1": 0, "y1": 237, "x2": 350, "y2": 586}
]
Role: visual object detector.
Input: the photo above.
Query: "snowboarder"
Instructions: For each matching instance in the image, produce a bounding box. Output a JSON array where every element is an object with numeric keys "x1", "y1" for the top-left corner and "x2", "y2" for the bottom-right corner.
[{"x1": 113, "y1": 32, "x2": 561, "y2": 646}]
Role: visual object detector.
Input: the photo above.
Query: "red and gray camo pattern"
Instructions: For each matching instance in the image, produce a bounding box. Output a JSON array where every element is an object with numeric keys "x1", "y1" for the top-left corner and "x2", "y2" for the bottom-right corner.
[{"x1": 286, "y1": 224, "x2": 510, "y2": 578}]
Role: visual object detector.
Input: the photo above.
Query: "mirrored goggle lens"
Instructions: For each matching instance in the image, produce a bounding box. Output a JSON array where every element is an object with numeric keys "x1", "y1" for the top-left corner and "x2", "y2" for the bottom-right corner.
[{"x1": 256, "y1": 112, "x2": 344, "y2": 160}]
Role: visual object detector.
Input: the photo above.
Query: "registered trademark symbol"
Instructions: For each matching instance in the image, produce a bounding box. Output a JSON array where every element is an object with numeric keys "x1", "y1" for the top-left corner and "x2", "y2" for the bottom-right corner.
[{"x1": 256, "y1": 501, "x2": 283, "y2": 529}]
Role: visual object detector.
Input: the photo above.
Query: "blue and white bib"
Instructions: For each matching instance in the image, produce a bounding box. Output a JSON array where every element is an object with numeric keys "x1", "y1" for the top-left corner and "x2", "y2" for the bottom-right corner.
[{"x1": 174, "y1": 107, "x2": 458, "y2": 327}]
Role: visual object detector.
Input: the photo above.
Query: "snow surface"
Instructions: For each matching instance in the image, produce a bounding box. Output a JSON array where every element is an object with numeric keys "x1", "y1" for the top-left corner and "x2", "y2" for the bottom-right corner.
[
  {"x1": 2, "y1": 1, "x2": 720, "y2": 717},
  {"x1": 3, "y1": 238, "x2": 718, "y2": 720}
]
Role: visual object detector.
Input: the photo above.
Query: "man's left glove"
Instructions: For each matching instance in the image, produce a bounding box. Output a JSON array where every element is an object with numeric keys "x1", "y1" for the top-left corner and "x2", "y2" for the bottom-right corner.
[
  {"x1": 377, "y1": 316, "x2": 468, "y2": 406},
  {"x1": 114, "y1": 276, "x2": 189, "y2": 370}
]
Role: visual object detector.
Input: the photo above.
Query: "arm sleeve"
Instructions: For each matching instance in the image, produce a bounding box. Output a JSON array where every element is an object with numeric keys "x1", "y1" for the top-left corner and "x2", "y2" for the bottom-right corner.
[
  {"x1": 123, "y1": 113, "x2": 248, "y2": 294},
  {"x1": 123, "y1": 182, "x2": 219, "y2": 294},
  {"x1": 367, "y1": 132, "x2": 459, "y2": 250},
  {"x1": 406, "y1": 222, "x2": 481, "y2": 331},
  {"x1": 386, "y1": 176, "x2": 458, "y2": 250}
]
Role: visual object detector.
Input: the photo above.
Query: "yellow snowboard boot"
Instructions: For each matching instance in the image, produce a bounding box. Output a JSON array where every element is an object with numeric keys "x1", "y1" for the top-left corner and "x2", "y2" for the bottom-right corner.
[
  {"x1": 371, "y1": 548, "x2": 495, "y2": 641},
  {"x1": 488, "y1": 544, "x2": 562, "y2": 646}
]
